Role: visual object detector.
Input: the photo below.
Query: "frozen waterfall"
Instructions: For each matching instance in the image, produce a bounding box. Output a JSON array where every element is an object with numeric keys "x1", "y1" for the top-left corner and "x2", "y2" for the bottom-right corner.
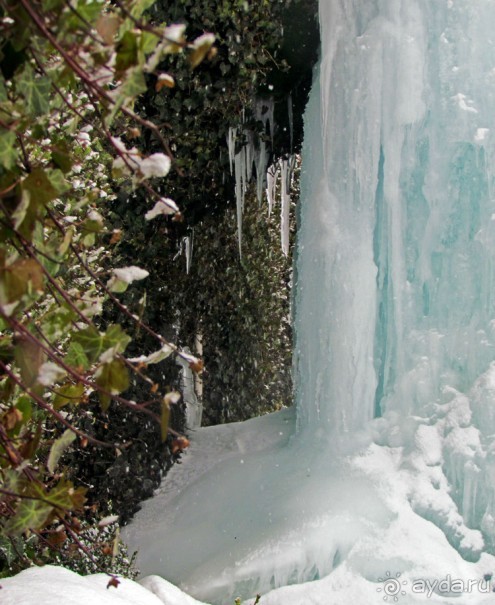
[{"x1": 123, "y1": 1, "x2": 495, "y2": 603}]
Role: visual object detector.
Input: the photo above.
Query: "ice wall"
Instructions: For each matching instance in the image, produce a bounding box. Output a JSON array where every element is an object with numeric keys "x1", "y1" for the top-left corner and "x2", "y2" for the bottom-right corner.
[
  {"x1": 295, "y1": 0, "x2": 495, "y2": 538},
  {"x1": 125, "y1": 1, "x2": 495, "y2": 603}
]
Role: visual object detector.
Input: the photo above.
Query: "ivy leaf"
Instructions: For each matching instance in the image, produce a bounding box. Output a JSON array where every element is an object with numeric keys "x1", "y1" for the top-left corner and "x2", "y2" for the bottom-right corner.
[
  {"x1": 140, "y1": 31, "x2": 159, "y2": 54},
  {"x1": 0, "y1": 258, "x2": 44, "y2": 304},
  {"x1": 14, "y1": 337, "x2": 44, "y2": 388},
  {"x1": 16, "y1": 66, "x2": 51, "y2": 117},
  {"x1": 72, "y1": 325, "x2": 130, "y2": 364},
  {"x1": 188, "y1": 33, "x2": 215, "y2": 69},
  {"x1": 104, "y1": 325, "x2": 132, "y2": 353},
  {"x1": 35, "y1": 479, "x2": 86, "y2": 511},
  {"x1": 117, "y1": 68, "x2": 147, "y2": 99},
  {"x1": 5, "y1": 499, "x2": 53, "y2": 535},
  {"x1": 0, "y1": 130, "x2": 18, "y2": 170},
  {"x1": 47, "y1": 429, "x2": 76, "y2": 473},
  {"x1": 51, "y1": 142, "x2": 73, "y2": 174},
  {"x1": 95, "y1": 359, "x2": 129, "y2": 411},
  {"x1": 115, "y1": 31, "x2": 139, "y2": 75},
  {"x1": 71, "y1": 326, "x2": 102, "y2": 363},
  {"x1": 53, "y1": 382, "x2": 85, "y2": 410},
  {"x1": 107, "y1": 68, "x2": 146, "y2": 124},
  {"x1": 130, "y1": 0, "x2": 156, "y2": 18},
  {"x1": 15, "y1": 395, "x2": 32, "y2": 424},
  {"x1": 64, "y1": 341, "x2": 90, "y2": 371},
  {"x1": 18, "y1": 168, "x2": 70, "y2": 229}
]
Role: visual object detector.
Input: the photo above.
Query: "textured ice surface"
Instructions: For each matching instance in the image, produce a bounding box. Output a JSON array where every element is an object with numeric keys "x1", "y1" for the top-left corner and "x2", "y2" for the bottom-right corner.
[{"x1": 124, "y1": 1, "x2": 495, "y2": 603}]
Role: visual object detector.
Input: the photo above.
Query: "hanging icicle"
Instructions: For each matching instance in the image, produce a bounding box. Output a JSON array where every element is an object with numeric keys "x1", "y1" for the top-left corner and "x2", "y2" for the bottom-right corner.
[
  {"x1": 288, "y1": 93, "x2": 294, "y2": 153},
  {"x1": 225, "y1": 95, "x2": 298, "y2": 257},
  {"x1": 266, "y1": 163, "x2": 278, "y2": 218},
  {"x1": 227, "y1": 126, "x2": 237, "y2": 175},
  {"x1": 280, "y1": 157, "x2": 291, "y2": 256},
  {"x1": 185, "y1": 230, "x2": 193, "y2": 275}
]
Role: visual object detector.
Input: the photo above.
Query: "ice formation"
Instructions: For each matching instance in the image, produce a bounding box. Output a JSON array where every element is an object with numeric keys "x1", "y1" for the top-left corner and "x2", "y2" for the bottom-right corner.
[
  {"x1": 124, "y1": 1, "x2": 495, "y2": 603},
  {"x1": 227, "y1": 98, "x2": 295, "y2": 256}
]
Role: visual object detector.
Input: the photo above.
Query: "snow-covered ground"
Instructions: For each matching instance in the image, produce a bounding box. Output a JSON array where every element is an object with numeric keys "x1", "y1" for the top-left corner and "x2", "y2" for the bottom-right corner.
[
  {"x1": 0, "y1": 565, "x2": 207, "y2": 605},
  {"x1": 4, "y1": 408, "x2": 495, "y2": 605}
]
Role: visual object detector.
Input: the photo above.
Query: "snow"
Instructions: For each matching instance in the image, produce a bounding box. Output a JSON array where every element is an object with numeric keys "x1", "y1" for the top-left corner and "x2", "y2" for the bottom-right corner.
[
  {"x1": 111, "y1": 266, "x2": 149, "y2": 284},
  {"x1": 164, "y1": 24, "x2": 186, "y2": 44},
  {"x1": 144, "y1": 198, "x2": 179, "y2": 220},
  {"x1": 127, "y1": 344, "x2": 174, "y2": 365},
  {"x1": 37, "y1": 361, "x2": 66, "y2": 386},
  {"x1": 191, "y1": 33, "x2": 215, "y2": 49},
  {"x1": 0, "y1": 565, "x2": 206, "y2": 605},
  {"x1": 138, "y1": 154, "x2": 171, "y2": 179}
]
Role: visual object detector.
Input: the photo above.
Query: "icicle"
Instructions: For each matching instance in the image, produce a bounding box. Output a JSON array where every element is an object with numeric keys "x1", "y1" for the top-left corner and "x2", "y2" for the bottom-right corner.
[
  {"x1": 185, "y1": 230, "x2": 193, "y2": 275},
  {"x1": 288, "y1": 93, "x2": 294, "y2": 153},
  {"x1": 245, "y1": 131, "x2": 255, "y2": 184},
  {"x1": 227, "y1": 127, "x2": 237, "y2": 175},
  {"x1": 175, "y1": 345, "x2": 202, "y2": 430},
  {"x1": 266, "y1": 97, "x2": 275, "y2": 146},
  {"x1": 280, "y1": 157, "x2": 291, "y2": 256},
  {"x1": 266, "y1": 163, "x2": 278, "y2": 217},
  {"x1": 234, "y1": 150, "x2": 244, "y2": 255},
  {"x1": 255, "y1": 96, "x2": 275, "y2": 145},
  {"x1": 228, "y1": 96, "x2": 278, "y2": 255},
  {"x1": 255, "y1": 140, "x2": 268, "y2": 204}
]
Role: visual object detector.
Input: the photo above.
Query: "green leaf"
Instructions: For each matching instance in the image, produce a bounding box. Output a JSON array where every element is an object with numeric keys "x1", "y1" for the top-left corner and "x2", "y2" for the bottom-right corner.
[
  {"x1": 140, "y1": 31, "x2": 160, "y2": 54},
  {"x1": 130, "y1": 0, "x2": 156, "y2": 18},
  {"x1": 22, "y1": 167, "x2": 68, "y2": 209},
  {"x1": 44, "y1": 0, "x2": 65, "y2": 10},
  {"x1": 17, "y1": 66, "x2": 51, "y2": 117},
  {"x1": 0, "y1": 258, "x2": 44, "y2": 304},
  {"x1": 118, "y1": 67, "x2": 147, "y2": 99},
  {"x1": 72, "y1": 0, "x2": 102, "y2": 23},
  {"x1": 65, "y1": 341, "x2": 90, "y2": 370},
  {"x1": 0, "y1": 130, "x2": 18, "y2": 170},
  {"x1": 188, "y1": 34, "x2": 215, "y2": 69},
  {"x1": 51, "y1": 143, "x2": 73, "y2": 173},
  {"x1": 46, "y1": 168, "x2": 71, "y2": 196},
  {"x1": 82, "y1": 219, "x2": 104, "y2": 235},
  {"x1": 104, "y1": 324, "x2": 132, "y2": 353},
  {"x1": 5, "y1": 499, "x2": 53, "y2": 535},
  {"x1": 72, "y1": 324, "x2": 130, "y2": 363},
  {"x1": 15, "y1": 395, "x2": 32, "y2": 424},
  {"x1": 95, "y1": 359, "x2": 129, "y2": 411},
  {"x1": 33, "y1": 479, "x2": 86, "y2": 511},
  {"x1": 109, "y1": 279, "x2": 128, "y2": 293},
  {"x1": 47, "y1": 429, "x2": 76, "y2": 473},
  {"x1": 3, "y1": 469, "x2": 21, "y2": 495},
  {"x1": 53, "y1": 382, "x2": 85, "y2": 410},
  {"x1": 71, "y1": 326, "x2": 102, "y2": 363},
  {"x1": 0, "y1": 78, "x2": 8, "y2": 103},
  {"x1": 106, "y1": 68, "x2": 146, "y2": 124},
  {"x1": 115, "y1": 31, "x2": 139, "y2": 75}
]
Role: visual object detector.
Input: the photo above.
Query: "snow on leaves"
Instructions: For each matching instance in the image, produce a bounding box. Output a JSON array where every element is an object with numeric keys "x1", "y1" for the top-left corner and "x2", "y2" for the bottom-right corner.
[
  {"x1": 107, "y1": 266, "x2": 149, "y2": 293},
  {"x1": 144, "y1": 198, "x2": 179, "y2": 220}
]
